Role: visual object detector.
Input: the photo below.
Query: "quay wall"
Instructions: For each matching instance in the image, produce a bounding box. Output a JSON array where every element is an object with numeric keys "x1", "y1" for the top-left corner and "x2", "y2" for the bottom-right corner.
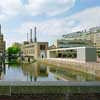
[
  {"x1": 0, "y1": 81, "x2": 100, "y2": 95},
  {"x1": 39, "y1": 58, "x2": 100, "y2": 77}
]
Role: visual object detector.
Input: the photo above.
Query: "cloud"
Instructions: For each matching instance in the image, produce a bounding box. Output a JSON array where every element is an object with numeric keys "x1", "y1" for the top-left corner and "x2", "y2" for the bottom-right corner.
[
  {"x1": 25, "y1": 0, "x2": 75, "y2": 16},
  {"x1": 70, "y1": 7, "x2": 100, "y2": 30},
  {"x1": 0, "y1": 0, "x2": 23, "y2": 21},
  {"x1": 13, "y1": 7, "x2": 100, "y2": 45},
  {"x1": 0, "y1": 0, "x2": 76, "y2": 22}
]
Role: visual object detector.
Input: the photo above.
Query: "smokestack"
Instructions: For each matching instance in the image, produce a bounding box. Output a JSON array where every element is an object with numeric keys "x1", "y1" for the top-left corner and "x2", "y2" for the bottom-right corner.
[
  {"x1": 0, "y1": 24, "x2": 1, "y2": 35},
  {"x1": 27, "y1": 32, "x2": 28, "y2": 41},
  {"x1": 30, "y1": 29, "x2": 33, "y2": 43},
  {"x1": 34, "y1": 26, "x2": 37, "y2": 42}
]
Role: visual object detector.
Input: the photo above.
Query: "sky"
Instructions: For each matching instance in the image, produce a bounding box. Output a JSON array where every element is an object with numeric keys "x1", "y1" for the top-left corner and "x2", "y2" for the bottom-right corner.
[{"x1": 1, "y1": 0, "x2": 100, "y2": 47}]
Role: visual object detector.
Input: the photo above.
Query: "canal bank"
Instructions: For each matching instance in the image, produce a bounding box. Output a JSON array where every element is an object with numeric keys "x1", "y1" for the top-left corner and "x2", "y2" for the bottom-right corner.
[{"x1": 39, "y1": 58, "x2": 100, "y2": 77}]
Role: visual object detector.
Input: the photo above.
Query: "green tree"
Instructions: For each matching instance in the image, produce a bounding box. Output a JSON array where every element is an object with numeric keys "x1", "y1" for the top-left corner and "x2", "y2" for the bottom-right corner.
[
  {"x1": 7, "y1": 47, "x2": 20, "y2": 54},
  {"x1": 7, "y1": 46, "x2": 21, "y2": 61}
]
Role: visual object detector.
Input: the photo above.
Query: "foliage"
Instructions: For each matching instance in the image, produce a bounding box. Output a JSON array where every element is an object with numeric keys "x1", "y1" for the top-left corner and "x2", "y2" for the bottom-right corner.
[
  {"x1": 7, "y1": 45, "x2": 21, "y2": 61},
  {"x1": 7, "y1": 47, "x2": 20, "y2": 55}
]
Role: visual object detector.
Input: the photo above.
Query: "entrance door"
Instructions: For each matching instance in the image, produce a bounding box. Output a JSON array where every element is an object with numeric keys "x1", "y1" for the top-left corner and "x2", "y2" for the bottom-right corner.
[{"x1": 40, "y1": 51, "x2": 46, "y2": 59}]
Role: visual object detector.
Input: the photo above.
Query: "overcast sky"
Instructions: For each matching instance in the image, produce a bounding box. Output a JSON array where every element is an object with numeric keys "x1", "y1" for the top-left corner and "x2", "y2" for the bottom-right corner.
[{"x1": 1, "y1": 0, "x2": 100, "y2": 47}]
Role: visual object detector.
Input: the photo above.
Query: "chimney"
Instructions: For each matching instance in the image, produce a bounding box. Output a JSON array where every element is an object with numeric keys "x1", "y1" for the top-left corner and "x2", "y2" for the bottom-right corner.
[
  {"x1": 34, "y1": 26, "x2": 37, "y2": 42},
  {"x1": 0, "y1": 24, "x2": 1, "y2": 35},
  {"x1": 30, "y1": 29, "x2": 33, "y2": 43},
  {"x1": 27, "y1": 32, "x2": 28, "y2": 42}
]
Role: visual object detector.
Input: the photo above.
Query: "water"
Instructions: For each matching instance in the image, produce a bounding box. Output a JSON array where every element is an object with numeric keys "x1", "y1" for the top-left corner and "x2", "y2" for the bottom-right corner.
[{"x1": 0, "y1": 62, "x2": 100, "y2": 81}]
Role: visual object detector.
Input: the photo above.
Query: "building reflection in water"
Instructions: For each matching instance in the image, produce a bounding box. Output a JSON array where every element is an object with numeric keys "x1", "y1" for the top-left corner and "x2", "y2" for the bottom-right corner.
[
  {"x1": 49, "y1": 67, "x2": 99, "y2": 81},
  {"x1": 0, "y1": 62, "x2": 99, "y2": 82},
  {"x1": 22, "y1": 62, "x2": 48, "y2": 82},
  {"x1": 0, "y1": 63, "x2": 6, "y2": 80}
]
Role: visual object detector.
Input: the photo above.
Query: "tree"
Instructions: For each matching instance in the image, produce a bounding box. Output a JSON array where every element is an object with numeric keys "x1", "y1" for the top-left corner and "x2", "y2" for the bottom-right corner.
[{"x1": 7, "y1": 45, "x2": 21, "y2": 61}]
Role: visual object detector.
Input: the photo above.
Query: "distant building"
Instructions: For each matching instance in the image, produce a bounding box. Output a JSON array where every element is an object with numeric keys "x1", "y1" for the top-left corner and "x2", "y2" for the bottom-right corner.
[
  {"x1": 90, "y1": 26, "x2": 100, "y2": 33},
  {"x1": 21, "y1": 27, "x2": 48, "y2": 60},
  {"x1": 0, "y1": 24, "x2": 6, "y2": 56},
  {"x1": 48, "y1": 45, "x2": 56, "y2": 50},
  {"x1": 62, "y1": 28, "x2": 100, "y2": 50},
  {"x1": 22, "y1": 42, "x2": 48, "y2": 59},
  {"x1": 89, "y1": 32, "x2": 100, "y2": 51},
  {"x1": 54, "y1": 39, "x2": 91, "y2": 48}
]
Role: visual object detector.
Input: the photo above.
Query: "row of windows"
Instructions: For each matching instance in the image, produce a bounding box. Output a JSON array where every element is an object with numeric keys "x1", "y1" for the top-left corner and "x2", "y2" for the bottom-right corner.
[
  {"x1": 23, "y1": 44, "x2": 47, "y2": 55},
  {"x1": 24, "y1": 49, "x2": 34, "y2": 55}
]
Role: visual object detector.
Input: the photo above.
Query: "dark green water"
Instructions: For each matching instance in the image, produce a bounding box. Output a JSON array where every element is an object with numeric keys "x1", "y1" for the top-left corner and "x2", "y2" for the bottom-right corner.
[{"x1": 0, "y1": 62, "x2": 100, "y2": 81}]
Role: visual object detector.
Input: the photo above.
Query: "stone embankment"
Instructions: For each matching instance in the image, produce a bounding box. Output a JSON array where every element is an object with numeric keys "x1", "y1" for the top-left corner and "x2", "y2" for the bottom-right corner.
[{"x1": 40, "y1": 58, "x2": 100, "y2": 77}]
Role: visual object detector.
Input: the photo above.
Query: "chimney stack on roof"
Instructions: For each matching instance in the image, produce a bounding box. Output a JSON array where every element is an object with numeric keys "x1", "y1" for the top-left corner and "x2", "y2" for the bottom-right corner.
[
  {"x1": 30, "y1": 28, "x2": 33, "y2": 43},
  {"x1": 34, "y1": 26, "x2": 37, "y2": 42},
  {"x1": 27, "y1": 32, "x2": 29, "y2": 42},
  {"x1": 0, "y1": 24, "x2": 1, "y2": 35}
]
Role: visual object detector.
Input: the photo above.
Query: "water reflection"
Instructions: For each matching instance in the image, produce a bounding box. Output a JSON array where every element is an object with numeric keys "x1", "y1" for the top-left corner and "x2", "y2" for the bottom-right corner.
[
  {"x1": 21, "y1": 63, "x2": 48, "y2": 82},
  {"x1": 49, "y1": 67, "x2": 98, "y2": 81},
  {"x1": 0, "y1": 62, "x2": 99, "y2": 81},
  {"x1": 0, "y1": 63, "x2": 6, "y2": 80}
]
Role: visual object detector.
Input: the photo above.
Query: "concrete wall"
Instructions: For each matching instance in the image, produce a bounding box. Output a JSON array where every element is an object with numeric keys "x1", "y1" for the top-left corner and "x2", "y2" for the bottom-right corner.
[
  {"x1": 77, "y1": 47, "x2": 97, "y2": 62},
  {"x1": 85, "y1": 48, "x2": 97, "y2": 62}
]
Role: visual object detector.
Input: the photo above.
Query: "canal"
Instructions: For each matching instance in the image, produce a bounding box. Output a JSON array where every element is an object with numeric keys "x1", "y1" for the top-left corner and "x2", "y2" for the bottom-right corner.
[{"x1": 0, "y1": 62, "x2": 100, "y2": 82}]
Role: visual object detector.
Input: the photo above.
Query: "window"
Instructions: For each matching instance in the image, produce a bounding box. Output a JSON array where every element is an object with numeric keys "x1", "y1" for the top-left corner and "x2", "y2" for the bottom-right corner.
[{"x1": 40, "y1": 45, "x2": 46, "y2": 50}]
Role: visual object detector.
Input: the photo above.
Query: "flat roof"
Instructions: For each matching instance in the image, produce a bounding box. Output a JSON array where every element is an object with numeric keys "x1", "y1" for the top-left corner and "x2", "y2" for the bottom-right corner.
[{"x1": 48, "y1": 47, "x2": 95, "y2": 51}]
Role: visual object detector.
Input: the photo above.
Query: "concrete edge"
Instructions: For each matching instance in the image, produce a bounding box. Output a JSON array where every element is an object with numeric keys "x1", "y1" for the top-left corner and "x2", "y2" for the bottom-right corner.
[{"x1": 0, "y1": 81, "x2": 100, "y2": 86}]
